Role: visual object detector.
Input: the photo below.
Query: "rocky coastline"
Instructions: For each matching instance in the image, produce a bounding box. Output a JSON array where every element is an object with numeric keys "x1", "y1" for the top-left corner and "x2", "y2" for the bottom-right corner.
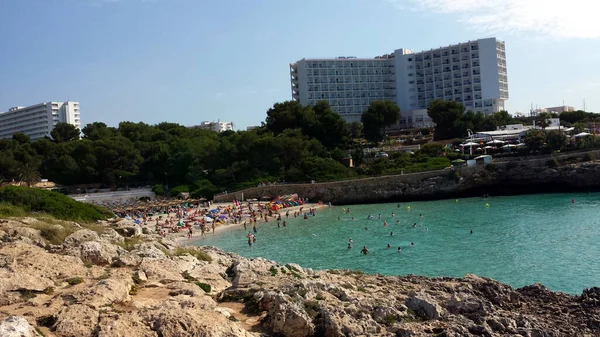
[
  {"x1": 0, "y1": 217, "x2": 599, "y2": 337},
  {"x1": 214, "y1": 151, "x2": 600, "y2": 205}
]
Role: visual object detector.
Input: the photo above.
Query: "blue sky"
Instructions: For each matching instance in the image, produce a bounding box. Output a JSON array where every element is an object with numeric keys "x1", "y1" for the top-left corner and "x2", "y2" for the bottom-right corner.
[{"x1": 1, "y1": 0, "x2": 599, "y2": 129}]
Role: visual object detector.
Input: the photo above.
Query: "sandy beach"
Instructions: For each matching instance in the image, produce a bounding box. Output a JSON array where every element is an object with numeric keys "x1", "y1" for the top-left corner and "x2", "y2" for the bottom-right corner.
[{"x1": 159, "y1": 201, "x2": 331, "y2": 244}]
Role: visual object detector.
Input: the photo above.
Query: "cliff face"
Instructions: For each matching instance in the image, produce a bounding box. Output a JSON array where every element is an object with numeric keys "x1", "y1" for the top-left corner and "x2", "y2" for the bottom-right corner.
[
  {"x1": 215, "y1": 153, "x2": 600, "y2": 204},
  {"x1": 0, "y1": 217, "x2": 599, "y2": 337}
]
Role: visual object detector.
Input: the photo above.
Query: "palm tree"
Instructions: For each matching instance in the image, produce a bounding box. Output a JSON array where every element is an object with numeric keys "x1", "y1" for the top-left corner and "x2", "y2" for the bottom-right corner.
[
  {"x1": 17, "y1": 164, "x2": 41, "y2": 187},
  {"x1": 537, "y1": 112, "x2": 552, "y2": 131}
]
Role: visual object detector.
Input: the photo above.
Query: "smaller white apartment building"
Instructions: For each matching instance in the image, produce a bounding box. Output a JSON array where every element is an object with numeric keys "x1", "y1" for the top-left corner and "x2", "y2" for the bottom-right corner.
[
  {"x1": 194, "y1": 121, "x2": 233, "y2": 133},
  {"x1": 0, "y1": 102, "x2": 81, "y2": 140}
]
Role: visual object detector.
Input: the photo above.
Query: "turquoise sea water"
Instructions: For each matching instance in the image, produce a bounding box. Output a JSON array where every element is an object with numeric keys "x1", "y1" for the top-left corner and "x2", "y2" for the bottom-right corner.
[{"x1": 195, "y1": 193, "x2": 600, "y2": 294}]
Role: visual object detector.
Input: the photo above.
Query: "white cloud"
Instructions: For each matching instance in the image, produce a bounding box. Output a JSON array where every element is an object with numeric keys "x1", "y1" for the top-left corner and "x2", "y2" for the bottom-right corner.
[{"x1": 388, "y1": 0, "x2": 600, "y2": 39}]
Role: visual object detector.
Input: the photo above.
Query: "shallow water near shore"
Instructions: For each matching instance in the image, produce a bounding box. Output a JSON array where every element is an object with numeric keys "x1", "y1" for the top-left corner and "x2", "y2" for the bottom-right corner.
[{"x1": 195, "y1": 193, "x2": 600, "y2": 294}]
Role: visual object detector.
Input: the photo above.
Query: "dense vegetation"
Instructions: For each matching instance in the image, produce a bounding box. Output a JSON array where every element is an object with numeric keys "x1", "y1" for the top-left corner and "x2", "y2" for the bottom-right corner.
[
  {"x1": 10, "y1": 98, "x2": 595, "y2": 198},
  {"x1": 0, "y1": 100, "x2": 453, "y2": 197},
  {"x1": 426, "y1": 99, "x2": 599, "y2": 141},
  {"x1": 0, "y1": 186, "x2": 112, "y2": 221}
]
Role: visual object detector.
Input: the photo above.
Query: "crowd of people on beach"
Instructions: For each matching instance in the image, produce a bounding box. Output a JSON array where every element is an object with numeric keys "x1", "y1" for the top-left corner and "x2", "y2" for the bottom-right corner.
[{"x1": 112, "y1": 196, "x2": 317, "y2": 240}]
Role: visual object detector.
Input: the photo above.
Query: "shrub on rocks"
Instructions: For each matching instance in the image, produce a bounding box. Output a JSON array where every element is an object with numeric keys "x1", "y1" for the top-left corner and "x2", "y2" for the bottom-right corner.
[
  {"x1": 0, "y1": 186, "x2": 112, "y2": 222},
  {"x1": 66, "y1": 277, "x2": 84, "y2": 286},
  {"x1": 195, "y1": 282, "x2": 211, "y2": 293},
  {"x1": 174, "y1": 247, "x2": 212, "y2": 262}
]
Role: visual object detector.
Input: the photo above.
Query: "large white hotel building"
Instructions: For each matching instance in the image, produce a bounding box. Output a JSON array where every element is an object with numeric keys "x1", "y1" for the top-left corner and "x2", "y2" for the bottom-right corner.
[
  {"x1": 290, "y1": 38, "x2": 508, "y2": 127},
  {"x1": 0, "y1": 101, "x2": 81, "y2": 140}
]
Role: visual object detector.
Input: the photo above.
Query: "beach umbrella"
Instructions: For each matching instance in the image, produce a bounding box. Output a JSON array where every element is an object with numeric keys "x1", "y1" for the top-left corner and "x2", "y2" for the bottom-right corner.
[
  {"x1": 218, "y1": 215, "x2": 228, "y2": 219},
  {"x1": 575, "y1": 132, "x2": 591, "y2": 138},
  {"x1": 462, "y1": 142, "x2": 479, "y2": 146},
  {"x1": 486, "y1": 139, "x2": 505, "y2": 145},
  {"x1": 502, "y1": 144, "x2": 516, "y2": 148},
  {"x1": 484, "y1": 146, "x2": 495, "y2": 149},
  {"x1": 210, "y1": 209, "x2": 219, "y2": 213},
  {"x1": 451, "y1": 159, "x2": 465, "y2": 164}
]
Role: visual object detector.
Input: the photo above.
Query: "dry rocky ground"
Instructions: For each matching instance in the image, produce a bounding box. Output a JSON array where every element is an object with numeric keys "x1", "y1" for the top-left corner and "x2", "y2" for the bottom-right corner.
[{"x1": 0, "y1": 217, "x2": 599, "y2": 337}]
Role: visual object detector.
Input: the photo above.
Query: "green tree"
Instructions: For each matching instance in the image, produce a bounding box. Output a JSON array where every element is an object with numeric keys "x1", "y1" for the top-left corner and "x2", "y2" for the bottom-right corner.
[
  {"x1": 152, "y1": 184, "x2": 165, "y2": 196},
  {"x1": 573, "y1": 122, "x2": 586, "y2": 134},
  {"x1": 536, "y1": 112, "x2": 552, "y2": 131},
  {"x1": 559, "y1": 110, "x2": 586, "y2": 124},
  {"x1": 546, "y1": 131, "x2": 568, "y2": 151},
  {"x1": 348, "y1": 121, "x2": 364, "y2": 139},
  {"x1": 361, "y1": 100, "x2": 401, "y2": 142},
  {"x1": 427, "y1": 100, "x2": 466, "y2": 140},
  {"x1": 493, "y1": 110, "x2": 513, "y2": 126},
  {"x1": 420, "y1": 143, "x2": 445, "y2": 157},
  {"x1": 17, "y1": 163, "x2": 40, "y2": 187},
  {"x1": 525, "y1": 129, "x2": 546, "y2": 153},
  {"x1": 190, "y1": 179, "x2": 217, "y2": 200},
  {"x1": 12, "y1": 133, "x2": 30, "y2": 145},
  {"x1": 82, "y1": 122, "x2": 116, "y2": 141},
  {"x1": 51, "y1": 123, "x2": 80, "y2": 143}
]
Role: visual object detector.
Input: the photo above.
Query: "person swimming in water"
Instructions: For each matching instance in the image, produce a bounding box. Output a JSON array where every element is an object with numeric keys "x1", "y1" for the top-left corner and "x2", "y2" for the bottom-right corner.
[
  {"x1": 413, "y1": 223, "x2": 416, "y2": 227},
  {"x1": 351, "y1": 217, "x2": 355, "y2": 221},
  {"x1": 387, "y1": 243, "x2": 391, "y2": 248},
  {"x1": 383, "y1": 221, "x2": 388, "y2": 227},
  {"x1": 470, "y1": 230, "x2": 473, "y2": 234},
  {"x1": 397, "y1": 247, "x2": 402, "y2": 252},
  {"x1": 365, "y1": 227, "x2": 368, "y2": 230},
  {"x1": 348, "y1": 242, "x2": 352, "y2": 249},
  {"x1": 391, "y1": 213, "x2": 395, "y2": 217},
  {"x1": 338, "y1": 216, "x2": 341, "y2": 221},
  {"x1": 390, "y1": 232, "x2": 394, "y2": 236},
  {"x1": 360, "y1": 246, "x2": 369, "y2": 255},
  {"x1": 396, "y1": 220, "x2": 400, "y2": 224},
  {"x1": 419, "y1": 213, "x2": 423, "y2": 219},
  {"x1": 410, "y1": 242, "x2": 415, "y2": 246}
]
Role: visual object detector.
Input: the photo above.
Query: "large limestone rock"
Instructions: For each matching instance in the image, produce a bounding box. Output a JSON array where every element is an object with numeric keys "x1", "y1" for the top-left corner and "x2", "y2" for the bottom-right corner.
[
  {"x1": 80, "y1": 240, "x2": 120, "y2": 265},
  {"x1": 0, "y1": 243, "x2": 84, "y2": 305},
  {"x1": 77, "y1": 279, "x2": 132, "y2": 309},
  {"x1": 142, "y1": 300, "x2": 254, "y2": 337},
  {"x1": 54, "y1": 304, "x2": 99, "y2": 337},
  {"x1": 64, "y1": 229, "x2": 100, "y2": 247},
  {"x1": 112, "y1": 252, "x2": 142, "y2": 267},
  {"x1": 0, "y1": 316, "x2": 41, "y2": 337},
  {"x1": 405, "y1": 291, "x2": 445, "y2": 320},
  {"x1": 139, "y1": 258, "x2": 184, "y2": 282},
  {"x1": 114, "y1": 225, "x2": 142, "y2": 238},
  {"x1": 132, "y1": 242, "x2": 166, "y2": 259},
  {"x1": 258, "y1": 290, "x2": 315, "y2": 337},
  {"x1": 231, "y1": 258, "x2": 274, "y2": 287},
  {"x1": 100, "y1": 229, "x2": 125, "y2": 243},
  {"x1": 97, "y1": 314, "x2": 155, "y2": 337}
]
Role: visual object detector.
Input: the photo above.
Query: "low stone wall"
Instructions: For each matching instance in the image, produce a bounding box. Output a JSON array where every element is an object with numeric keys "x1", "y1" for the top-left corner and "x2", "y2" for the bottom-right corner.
[{"x1": 215, "y1": 151, "x2": 600, "y2": 205}]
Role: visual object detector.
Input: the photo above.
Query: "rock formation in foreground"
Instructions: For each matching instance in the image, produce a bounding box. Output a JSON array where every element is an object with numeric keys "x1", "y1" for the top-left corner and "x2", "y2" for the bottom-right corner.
[{"x1": 0, "y1": 217, "x2": 599, "y2": 337}]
